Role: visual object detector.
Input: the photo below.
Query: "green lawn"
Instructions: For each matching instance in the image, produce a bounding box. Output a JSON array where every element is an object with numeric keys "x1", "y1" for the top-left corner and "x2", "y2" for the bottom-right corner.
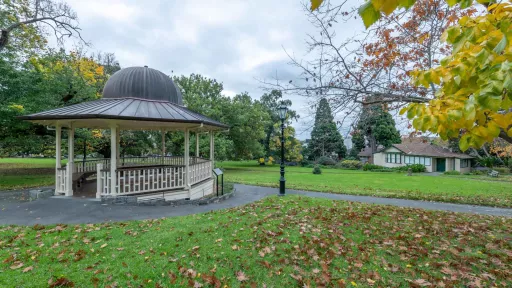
[
  {"x1": 0, "y1": 158, "x2": 57, "y2": 190},
  {"x1": 1, "y1": 196, "x2": 510, "y2": 287},
  {"x1": 1, "y1": 158, "x2": 511, "y2": 208},
  {"x1": 218, "y1": 161, "x2": 512, "y2": 208}
]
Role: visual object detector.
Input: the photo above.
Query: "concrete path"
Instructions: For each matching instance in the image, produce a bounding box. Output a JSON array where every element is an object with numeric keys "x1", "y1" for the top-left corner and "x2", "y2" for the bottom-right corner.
[{"x1": 0, "y1": 184, "x2": 510, "y2": 225}]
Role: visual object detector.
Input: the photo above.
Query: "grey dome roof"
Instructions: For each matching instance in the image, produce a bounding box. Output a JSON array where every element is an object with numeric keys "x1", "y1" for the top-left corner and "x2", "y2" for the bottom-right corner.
[{"x1": 102, "y1": 66, "x2": 183, "y2": 105}]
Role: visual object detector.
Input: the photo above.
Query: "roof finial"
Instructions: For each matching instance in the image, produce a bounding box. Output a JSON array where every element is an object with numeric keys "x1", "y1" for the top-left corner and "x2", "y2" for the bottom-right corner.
[{"x1": 144, "y1": 65, "x2": 148, "y2": 68}]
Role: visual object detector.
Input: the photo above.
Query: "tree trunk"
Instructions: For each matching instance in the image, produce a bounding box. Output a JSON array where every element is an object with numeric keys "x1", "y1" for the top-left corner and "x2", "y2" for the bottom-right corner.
[
  {"x1": 369, "y1": 136, "x2": 377, "y2": 154},
  {"x1": 0, "y1": 30, "x2": 8, "y2": 50}
]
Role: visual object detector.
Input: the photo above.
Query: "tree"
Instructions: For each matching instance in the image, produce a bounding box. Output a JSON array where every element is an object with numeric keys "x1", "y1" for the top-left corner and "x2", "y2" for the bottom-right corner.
[
  {"x1": 265, "y1": 0, "x2": 472, "y2": 119},
  {"x1": 309, "y1": 98, "x2": 346, "y2": 159},
  {"x1": 174, "y1": 74, "x2": 270, "y2": 160},
  {"x1": 310, "y1": 0, "x2": 512, "y2": 150},
  {"x1": 357, "y1": 104, "x2": 401, "y2": 153},
  {"x1": 402, "y1": 2, "x2": 512, "y2": 150},
  {"x1": 269, "y1": 123, "x2": 303, "y2": 162},
  {"x1": 222, "y1": 93, "x2": 270, "y2": 159},
  {"x1": 348, "y1": 130, "x2": 365, "y2": 158},
  {"x1": 0, "y1": 0, "x2": 83, "y2": 52},
  {"x1": 259, "y1": 90, "x2": 299, "y2": 154},
  {"x1": 0, "y1": 49, "x2": 106, "y2": 156}
]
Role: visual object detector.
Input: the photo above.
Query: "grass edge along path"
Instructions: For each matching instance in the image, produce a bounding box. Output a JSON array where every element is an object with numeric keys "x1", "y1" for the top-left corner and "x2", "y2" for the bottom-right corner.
[
  {"x1": 1, "y1": 196, "x2": 511, "y2": 287},
  {"x1": 219, "y1": 162, "x2": 512, "y2": 208}
]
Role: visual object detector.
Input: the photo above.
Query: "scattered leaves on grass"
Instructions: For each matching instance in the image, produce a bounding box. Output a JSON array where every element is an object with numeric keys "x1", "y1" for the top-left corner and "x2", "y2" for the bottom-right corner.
[{"x1": 0, "y1": 196, "x2": 511, "y2": 286}]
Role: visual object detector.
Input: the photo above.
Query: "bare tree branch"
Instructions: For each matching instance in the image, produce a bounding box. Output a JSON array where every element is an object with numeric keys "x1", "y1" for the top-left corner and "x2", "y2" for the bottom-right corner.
[{"x1": 0, "y1": 0, "x2": 85, "y2": 51}]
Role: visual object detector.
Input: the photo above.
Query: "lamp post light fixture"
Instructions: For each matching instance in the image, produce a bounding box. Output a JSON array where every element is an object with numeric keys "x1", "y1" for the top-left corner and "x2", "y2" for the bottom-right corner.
[{"x1": 278, "y1": 104, "x2": 288, "y2": 196}]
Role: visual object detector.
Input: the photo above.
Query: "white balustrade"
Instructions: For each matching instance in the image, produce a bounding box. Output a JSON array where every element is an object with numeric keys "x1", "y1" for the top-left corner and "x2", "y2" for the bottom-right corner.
[
  {"x1": 97, "y1": 163, "x2": 111, "y2": 196},
  {"x1": 75, "y1": 159, "x2": 110, "y2": 174},
  {"x1": 95, "y1": 157, "x2": 212, "y2": 197},
  {"x1": 56, "y1": 167, "x2": 67, "y2": 194},
  {"x1": 121, "y1": 156, "x2": 185, "y2": 167},
  {"x1": 116, "y1": 166, "x2": 185, "y2": 195},
  {"x1": 189, "y1": 159, "x2": 212, "y2": 185}
]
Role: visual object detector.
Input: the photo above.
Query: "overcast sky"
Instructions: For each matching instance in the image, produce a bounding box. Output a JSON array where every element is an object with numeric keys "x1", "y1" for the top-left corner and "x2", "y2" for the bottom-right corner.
[{"x1": 64, "y1": 0, "x2": 365, "y2": 140}]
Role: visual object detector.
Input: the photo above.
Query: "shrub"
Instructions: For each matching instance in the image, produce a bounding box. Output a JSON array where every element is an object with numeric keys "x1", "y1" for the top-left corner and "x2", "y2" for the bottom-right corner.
[
  {"x1": 444, "y1": 171, "x2": 461, "y2": 175},
  {"x1": 305, "y1": 164, "x2": 314, "y2": 168},
  {"x1": 393, "y1": 166, "x2": 410, "y2": 172},
  {"x1": 471, "y1": 169, "x2": 485, "y2": 175},
  {"x1": 362, "y1": 163, "x2": 383, "y2": 171},
  {"x1": 338, "y1": 160, "x2": 363, "y2": 169},
  {"x1": 312, "y1": 165, "x2": 322, "y2": 174},
  {"x1": 316, "y1": 156, "x2": 336, "y2": 166},
  {"x1": 493, "y1": 167, "x2": 510, "y2": 174},
  {"x1": 407, "y1": 164, "x2": 426, "y2": 173},
  {"x1": 478, "y1": 156, "x2": 498, "y2": 168}
]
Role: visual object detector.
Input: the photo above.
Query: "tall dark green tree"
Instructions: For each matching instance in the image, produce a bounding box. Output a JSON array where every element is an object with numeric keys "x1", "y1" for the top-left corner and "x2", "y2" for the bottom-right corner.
[
  {"x1": 357, "y1": 105, "x2": 401, "y2": 153},
  {"x1": 348, "y1": 130, "x2": 366, "y2": 158},
  {"x1": 309, "y1": 99, "x2": 346, "y2": 159}
]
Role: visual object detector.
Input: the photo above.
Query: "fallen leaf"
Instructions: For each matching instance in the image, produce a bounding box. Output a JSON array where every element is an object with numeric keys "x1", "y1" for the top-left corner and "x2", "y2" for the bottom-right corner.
[
  {"x1": 22, "y1": 266, "x2": 33, "y2": 273},
  {"x1": 10, "y1": 262, "x2": 24, "y2": 270},
  {"x1": 49, "y1": 277, "x2": 74, "y2": 287},
  {"x1": 236, "y1": 271, "x2": 249, "y2": 282}
]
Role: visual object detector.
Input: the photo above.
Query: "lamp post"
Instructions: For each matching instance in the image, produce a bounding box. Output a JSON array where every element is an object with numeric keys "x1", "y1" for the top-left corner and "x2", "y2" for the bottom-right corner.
[{"x1": 278, "y1": 104, "x2": 288, "y2": 196}]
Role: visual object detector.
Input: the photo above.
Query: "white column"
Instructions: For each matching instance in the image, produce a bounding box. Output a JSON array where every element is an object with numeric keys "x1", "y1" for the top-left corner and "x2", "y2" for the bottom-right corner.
[
  {"x1": 110, "y1": 125, "x2": 118, "y2": 195},
  {"x1": 116, "y1": 128, "x2": 120, "y2": 164},
  {"x1": 196, "y1": 133, "x2": 199, "y2": 157},
  {"x1": 185, "y1": 129, "x2": 190, "y2": 189},
  {"x1": 55, "y1": 124, "x2": 62, "y2": 195},
  {"x1": 210, "y1": 131, "x2": 215, "y2": 168},
  {"x1": 66, "y1": 125, "x2": 74, "y2": 196},
  {"x1": 96, "y1": 163, "x2": 103, "y2": 199},
  {"x1": 162, "y1": 129, "x2": 166, "y2": 164}
]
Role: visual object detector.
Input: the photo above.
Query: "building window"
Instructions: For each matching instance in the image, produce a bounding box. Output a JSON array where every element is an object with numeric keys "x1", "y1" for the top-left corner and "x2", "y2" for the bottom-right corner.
[
  {"x1": 404, "y1": 155, "x2": 431, "y2": 166},
  {"x1": 386, "y1": 153, "x2": 401, "y2": 164},
  {"x1": 460, "y1": 159, "x2": 470, "y2": 168}
]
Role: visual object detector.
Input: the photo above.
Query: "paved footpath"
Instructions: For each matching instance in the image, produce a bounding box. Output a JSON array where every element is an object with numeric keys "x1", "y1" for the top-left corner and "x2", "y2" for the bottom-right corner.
[{"x1": 0, "y1": 184, "x2": 510, "y2": 225}]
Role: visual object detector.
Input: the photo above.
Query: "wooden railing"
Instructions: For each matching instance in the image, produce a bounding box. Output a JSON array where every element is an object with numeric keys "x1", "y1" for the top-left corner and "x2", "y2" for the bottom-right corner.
[
  {"x1": 120, "y1": 156, "x2": 186, "y2": 167},
  {"x1": 74, "y1": 156, "x2": 194, "y2": 174},
  {"x1": 95, "y1": 157, "x2": 212, "y2": 198},
  {"x1": 96, "y1": 163, "x2": 111, "y2": 197},
  {"x1": 56, "y1": 167, "x2": 68, "y2": 194},
  {"x1": 74, "y1": 159, "x2": 110, "y2": 174},
  {"x1": 189, "y1": 159, "x2": 212, "y2": 185}
]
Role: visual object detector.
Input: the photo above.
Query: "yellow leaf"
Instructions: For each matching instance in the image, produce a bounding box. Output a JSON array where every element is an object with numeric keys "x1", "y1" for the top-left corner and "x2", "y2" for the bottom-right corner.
[
  {"x1": 310, "y1": 0, "x2": 324, "y2": 11},
  {"x1": 372, "y1": 0, "x2": 400, "y2": 15}
]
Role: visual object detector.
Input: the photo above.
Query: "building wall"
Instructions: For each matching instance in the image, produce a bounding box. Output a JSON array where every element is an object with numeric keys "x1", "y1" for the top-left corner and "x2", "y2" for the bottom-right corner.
[
  {"x1": 446, "y1": 158, "x2": 455, "y2": 171},
  {"x1": 373, "y1": 147, "x2": 405, "y2": 168},
  {"x1": 455, "y1": 159, "x2": 471, "y2": 173},
  {"x1": 425, "y1": 160, "x2": 434, "y2": 173}
]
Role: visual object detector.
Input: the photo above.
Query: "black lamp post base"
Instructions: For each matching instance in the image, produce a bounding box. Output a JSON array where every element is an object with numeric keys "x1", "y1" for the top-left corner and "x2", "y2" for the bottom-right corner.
[{"x1": 279, "y1": 178, "x2": 285, "y2": 196}]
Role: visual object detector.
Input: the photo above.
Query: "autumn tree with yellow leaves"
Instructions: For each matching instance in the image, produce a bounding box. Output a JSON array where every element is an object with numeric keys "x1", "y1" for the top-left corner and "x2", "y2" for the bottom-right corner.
[{"x1": 309, "y1": 0, "x2": 512, "y2": 151}]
